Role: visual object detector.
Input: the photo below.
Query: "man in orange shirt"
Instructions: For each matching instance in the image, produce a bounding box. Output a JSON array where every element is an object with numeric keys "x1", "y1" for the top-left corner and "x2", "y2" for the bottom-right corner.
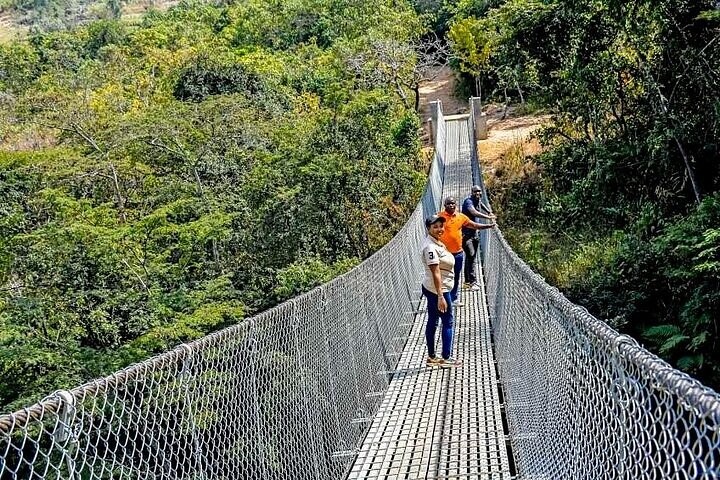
[{"x1": 438, "y1": 196, "x2": 496, "y2": 306}]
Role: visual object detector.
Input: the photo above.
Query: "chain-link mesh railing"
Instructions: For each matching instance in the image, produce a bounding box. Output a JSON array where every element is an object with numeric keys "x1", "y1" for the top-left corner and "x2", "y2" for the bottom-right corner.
[
  {"x1": 478, "y1": 150, "x2": 720, "y2": 477},
  {"x1": 0, "y1": 103, "x2": 447, "y2": 480}
]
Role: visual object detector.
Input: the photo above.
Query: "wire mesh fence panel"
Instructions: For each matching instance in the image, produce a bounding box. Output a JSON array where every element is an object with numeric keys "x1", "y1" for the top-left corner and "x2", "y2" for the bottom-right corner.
[{"x1": 483, "y1": 226, "x2": 720, "y2": 480}]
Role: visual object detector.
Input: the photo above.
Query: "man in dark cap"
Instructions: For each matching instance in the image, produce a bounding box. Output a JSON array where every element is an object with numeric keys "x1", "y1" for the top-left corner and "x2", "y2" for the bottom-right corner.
[
  {"x1": 438, "y1": 196, "x2": 495, "y2": 306},
  {"x1": 461, "y1": 185, "x2": 496, "y2": 290}
]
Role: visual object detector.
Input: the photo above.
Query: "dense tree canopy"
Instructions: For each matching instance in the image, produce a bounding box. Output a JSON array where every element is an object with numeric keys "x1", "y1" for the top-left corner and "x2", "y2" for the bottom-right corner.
[
  {"x1": 0, "y1": 0, "x2": 427, "y2": 411},
  {"x1": 445, "y1": 0, "x2": 720, "y2": 389}
]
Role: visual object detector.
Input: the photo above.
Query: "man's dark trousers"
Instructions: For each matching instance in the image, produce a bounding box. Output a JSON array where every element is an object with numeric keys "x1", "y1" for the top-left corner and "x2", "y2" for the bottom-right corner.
[{"x1": 462, "y1": 235, "x2": 479, "y2": 284}]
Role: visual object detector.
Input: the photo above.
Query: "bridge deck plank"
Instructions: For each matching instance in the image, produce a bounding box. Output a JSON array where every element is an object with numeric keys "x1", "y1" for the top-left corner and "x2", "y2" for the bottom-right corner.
[{"x1": 347, "y1": 119, "x2": 512, "y2": 479}]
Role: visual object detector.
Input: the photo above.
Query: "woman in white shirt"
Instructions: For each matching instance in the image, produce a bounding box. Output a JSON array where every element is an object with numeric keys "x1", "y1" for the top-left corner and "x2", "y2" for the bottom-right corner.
[{"x1": 421, "y1": 215, "x2": 462, "y2": 368}]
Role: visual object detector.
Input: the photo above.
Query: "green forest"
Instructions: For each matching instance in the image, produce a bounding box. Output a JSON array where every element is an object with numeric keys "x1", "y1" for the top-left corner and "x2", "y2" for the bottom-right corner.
[
  {"x1": 444, "y1": 0, "x2": 720, "y2": 390},
  {"x1": 0, "y1": 0, "x2": 427, "y2": 411},
  {"x1": 1, "y1": 0, "x2": 719, "y2": 413}
]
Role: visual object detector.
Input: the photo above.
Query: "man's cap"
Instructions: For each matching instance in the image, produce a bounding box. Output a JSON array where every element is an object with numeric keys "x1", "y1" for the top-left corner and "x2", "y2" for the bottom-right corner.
[
  {"x1": 425, "y1": 214, "x2": 446, "y2": 229},
  {"x1": 443, "y1": 196, "x2": 457, "y2": 206},
  {"x1": 471, "y1": 185, "x2": 482, "y2": 193}
]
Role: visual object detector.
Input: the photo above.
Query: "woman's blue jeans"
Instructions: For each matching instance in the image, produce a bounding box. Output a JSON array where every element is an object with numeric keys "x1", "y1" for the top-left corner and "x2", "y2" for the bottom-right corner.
[
  {"x1": 451, "y1": 251, "x2": 464, "y2": 302},
  {"x1": 422, "y1": 286, "x2": 454, "y2": 360}
]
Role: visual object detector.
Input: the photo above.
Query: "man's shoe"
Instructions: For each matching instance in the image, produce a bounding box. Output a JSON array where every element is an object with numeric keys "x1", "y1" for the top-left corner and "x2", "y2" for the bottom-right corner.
[
  {"x1": 454, "y1": 299, "x2": 464, "y2": 307},
  {"x1": 439, "y1": 357, "x2": 463, "y2": 368},
  {"x1": 464, "y1": 282, "x2": 482, "y2": 291},
  {"x1": 426, "y1": 356, "x2": 442, "y2": 367}
]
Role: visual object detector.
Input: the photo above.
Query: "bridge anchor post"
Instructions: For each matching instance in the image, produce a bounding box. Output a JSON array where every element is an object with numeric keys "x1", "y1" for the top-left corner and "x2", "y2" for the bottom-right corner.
[{"x1": 471, "y1": 96, "x2": 488, "y2": 140}]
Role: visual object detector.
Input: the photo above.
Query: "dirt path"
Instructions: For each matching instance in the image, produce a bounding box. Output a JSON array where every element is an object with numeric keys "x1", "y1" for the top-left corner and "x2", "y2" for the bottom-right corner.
[
  {"x1": 418, "y1": 68, "x2": 550, "y2": 177},
  {"x1": 417, "y1": 66, "x2": 468, "y2": 120},
  {"x1": 478, "y1": 106, "x2": 550, "y2": 185}
]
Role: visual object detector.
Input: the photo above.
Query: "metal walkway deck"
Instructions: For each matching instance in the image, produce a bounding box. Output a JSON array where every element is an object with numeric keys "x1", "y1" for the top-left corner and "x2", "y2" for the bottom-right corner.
[{"x1": 348, "y1": 119, "x2": 512, "y2": 479}]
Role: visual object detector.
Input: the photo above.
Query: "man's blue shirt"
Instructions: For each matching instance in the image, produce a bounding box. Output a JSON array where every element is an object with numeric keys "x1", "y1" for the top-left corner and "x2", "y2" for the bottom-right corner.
[{"x1": 461, "y1": 197, "x2": 478, "y2": 237}]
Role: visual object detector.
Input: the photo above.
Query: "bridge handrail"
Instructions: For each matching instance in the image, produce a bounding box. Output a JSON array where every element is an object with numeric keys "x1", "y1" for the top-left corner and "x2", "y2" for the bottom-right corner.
[{"x1": 493, "y1": 225, "x2": 720, "y2": 411}]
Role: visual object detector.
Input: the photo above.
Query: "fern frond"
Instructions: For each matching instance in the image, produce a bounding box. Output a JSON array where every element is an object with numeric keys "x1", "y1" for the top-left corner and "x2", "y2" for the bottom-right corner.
[
  {"x1": 659, "y1": 334, "x2": 690, "y2": 355},
  {"x1": 689, "y1": 331, "x2": 708, "y2": 350},
  {"x1": 643, "y1": 324, "x2": 681, "y2": 340},
  {"x1": 677, "y1": 354, "x2": 704, "y2": 372}
]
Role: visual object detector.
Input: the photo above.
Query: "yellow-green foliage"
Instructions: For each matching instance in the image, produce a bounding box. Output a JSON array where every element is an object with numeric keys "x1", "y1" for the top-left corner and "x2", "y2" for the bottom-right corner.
[
  {"x1": 503, "y1": 228, "x2": 623, "y2": 290},
  {"x1": 0, "y1": 0, "x2": 426, "y2": 411}
]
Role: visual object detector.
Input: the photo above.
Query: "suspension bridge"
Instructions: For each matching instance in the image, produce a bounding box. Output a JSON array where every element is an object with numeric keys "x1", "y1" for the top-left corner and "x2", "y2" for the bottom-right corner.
[{"x1": 1, "y1": 99, "x2": 719, "y2": 480}]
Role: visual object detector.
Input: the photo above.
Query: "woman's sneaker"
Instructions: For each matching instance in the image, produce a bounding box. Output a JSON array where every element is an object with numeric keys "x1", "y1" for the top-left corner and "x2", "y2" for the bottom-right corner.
[
  {"x1": 426, "y1": 356, "x2": 442, "y2": 367},
  {"x1": 440, "y1": 357, "x2": 463, "y2": 368}
]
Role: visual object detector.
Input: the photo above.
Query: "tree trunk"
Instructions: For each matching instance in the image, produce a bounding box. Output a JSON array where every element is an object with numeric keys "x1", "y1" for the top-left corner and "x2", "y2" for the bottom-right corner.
[
  {"x1": 502, "y1": 87, "x2": 509, "y2": 119},
  {"x1": 394, "y1": 78, "x2": 410, "y2": 109},
  {"x1": 654, "y1": 83, "x2": 702, "y2": 204},
  {"x1": 108, "y1": 161, "x2": 126, "y2": 223},
  {"x1": 643, "y1": 63, "x2": 703, "y2": 204},
  {"x1": 515, "y1": 77, "x2": 525, "y2": 105},
  {"x1": 674, "y1": 137, "x2": 702, "y2": 205}
]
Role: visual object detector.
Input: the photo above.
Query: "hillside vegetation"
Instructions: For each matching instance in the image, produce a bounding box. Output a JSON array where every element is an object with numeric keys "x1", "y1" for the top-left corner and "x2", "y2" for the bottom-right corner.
[
  {"x1": 0, "y1": 0, "x2": 428, "y2": 411},
  {"x1": 445, "y1": 0, "x2": 720, "y2": 390},
  {"x1": 0, "y1": 0, "x2": 176, "y2": 39}
]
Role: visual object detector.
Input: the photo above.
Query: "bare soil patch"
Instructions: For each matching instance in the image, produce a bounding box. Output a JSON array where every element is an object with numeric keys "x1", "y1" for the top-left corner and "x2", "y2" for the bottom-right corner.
[
  {"x1": 0, "y1": 12, "x2": 26, "y2": 42},
  {"x1": 420, "y1": 67, "x2": 550, "y2": 168},
  {"x1": 417, "y1": 66, "x2": 468, "y2": 120},
  {"x1": 478, "y1": 105, "x2": 550, "y2": 190}
]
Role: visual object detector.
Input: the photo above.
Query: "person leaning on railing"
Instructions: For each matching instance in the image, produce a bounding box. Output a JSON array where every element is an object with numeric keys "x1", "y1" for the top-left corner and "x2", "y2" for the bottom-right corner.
[
  {"x1": 421, "y1": 214, "x2": 462, "y2": 368},
  {"x1": 461, "y1": 185, "x2": 496, "y2": 291},
  {"x1": 438, "y1": 196, "x2": 496, "y2": 306}
]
